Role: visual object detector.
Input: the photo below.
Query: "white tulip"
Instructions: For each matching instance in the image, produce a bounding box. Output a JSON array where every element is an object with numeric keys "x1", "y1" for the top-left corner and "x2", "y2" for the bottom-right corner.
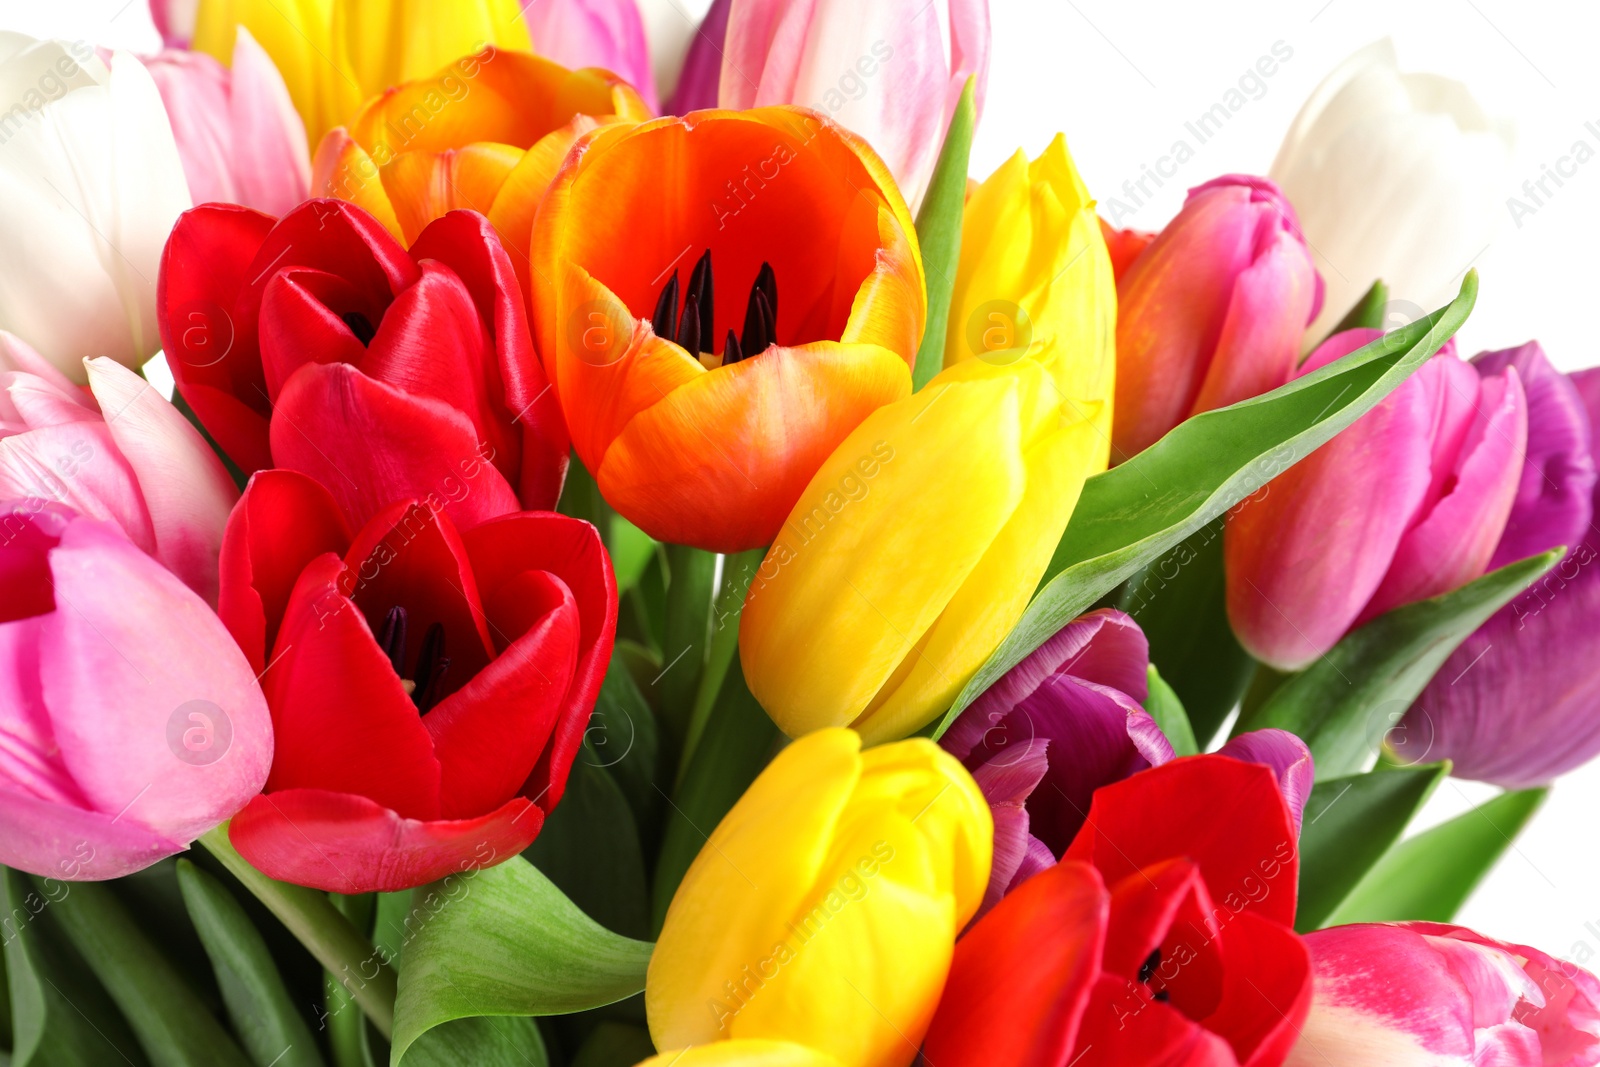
[
  {"x1": 1270, "y1": 38, "x2": 1513, "y2": 343},
  {"x1": 0, "y1": 35, "x2": 192, "y2": 383}
]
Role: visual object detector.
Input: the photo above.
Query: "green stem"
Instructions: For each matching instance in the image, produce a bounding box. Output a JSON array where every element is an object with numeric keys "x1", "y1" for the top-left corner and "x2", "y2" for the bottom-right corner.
[
  {"x1": 657, "y1": 544, "x2": 718, "y2": 756},
  {"x1": 679, "y1": 547, "x2": 766, "y2": 783},
  {"x1": 200, "y1": 826, "x2": 396, "y2": 1039}
]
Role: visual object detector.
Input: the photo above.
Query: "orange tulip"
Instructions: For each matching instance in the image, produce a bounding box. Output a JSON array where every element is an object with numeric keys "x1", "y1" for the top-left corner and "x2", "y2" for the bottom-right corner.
[
  {"x1": 530, "y1": 107, "x2": 925, "y2": 553},
  {"x1": 312, "y1": 47, "x2": 650, "y2": 296}
]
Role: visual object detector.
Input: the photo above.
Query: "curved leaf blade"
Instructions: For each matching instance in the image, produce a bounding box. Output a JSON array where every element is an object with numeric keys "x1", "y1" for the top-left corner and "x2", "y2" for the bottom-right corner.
[{"x1": 912, "y1": 76, "x2": 977, "y2": 391}]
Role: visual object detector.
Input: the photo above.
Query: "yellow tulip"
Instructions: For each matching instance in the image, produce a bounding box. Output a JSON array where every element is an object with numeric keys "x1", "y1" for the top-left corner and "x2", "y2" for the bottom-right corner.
[
  {"x1": 646, "y1": 729, "x2": 991, "y2": 1067},
  {"x1": 193, "y1": 0, "x2": 534, "y2": 145},
  {"x1": 637, "y1": 1041, "x2": 845, "y2": 1067},
  {"x1": 943, "y1": 132, "x2": 1116, "y2": 471},
  {"x1": 738, "y1": 352, "x2": 1106, "y2": 743}
]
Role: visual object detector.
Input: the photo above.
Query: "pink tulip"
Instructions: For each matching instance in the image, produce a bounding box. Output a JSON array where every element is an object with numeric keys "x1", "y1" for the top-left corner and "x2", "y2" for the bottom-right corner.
[
  {"x1": 0, "y1": 503, "x2": 272, "y2": 881},
  {"x1": 1225, "y1": 329, "x2": 1528, "y2": 671},
  {"x1": 148, "y1": 0, "x2": 198, "y2": 49},
  {"x1": 144, "y1": 28, "x2": 310, "y2": 216},
  {"x1": 717, "y1": 0, "x2": 990, "y2": 209},
  {"x1": 1287, "y1": 923, "x2": 1600, "y2": 1066},
  {"x1": 524, "y1": 0, "x2": 659, "y2": 112},
  {"x1": 1114, "y1": 175, "x2": 1323, "y2": 459},
  {"x1": 0, "y1": 334, "x2": 238, "y2": 606}
]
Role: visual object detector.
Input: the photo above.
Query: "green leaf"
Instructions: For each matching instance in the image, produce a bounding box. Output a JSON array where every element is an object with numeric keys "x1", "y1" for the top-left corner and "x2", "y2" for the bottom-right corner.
[
  {"x1": 651, "y1": 660, "x2": 779, "y2": 933},
  {"x1": 587, "y1": 661, "x2": 664, "y2": 860},
  {"x1": 390, "y1": 858, "x2": 652, "y2": 1066},
  {"x1": 607, "y1": 515, "x2": 656, "y2": 594},
  {"x1": 1143, "y1": 665, "x2": 1197, "y2": 757},
  {"x1": 1327, "y1": 787, "x2": 1547, "y2": 925},
  {"x1": 2, "y1": 866, "x2": 146, "y2": 1066},
  {"x1": 41, "y1": 877, "x2": 252, "y2": 1066},
  {"x1": 175, "y1": 860, "x2": 326, "y2": 1067},
  {"x1": 932, "y1": 273, "x2": 1478, "y2": 738},
  {"x1": 682, "y1": 547, "x2": 766, "y2": 779},
  {"x1": 401, "y1": 1017, "x2": 547, "y2": 1067},
  {"x1": 1119, "y1": 517, "x2": 1255, "y2": 746},
  {"x1": 657, "y1": 544, "x2": 717, "y2": 754},
  {"x1": 912, "y1": 76, "x2": 976, "y2": 391},
  {"x1": 1326, "y1": 279, "x2": 1390, "y2": 337},
  {"x1": 570, "y1": 1022, "x2": 656, "y2": 1067},
  {"x1": 1295, "y1": 762, "x2": 1450, "y2": 931},
  {"x1": 323, "y1": 967, "x2": 379, "y2": 1067},
  {"x1": 524, "y1": 756, "x2": 652, "y2": 940},
  {"x1": 1234, "y1": 549, "x2": 1561, "y2": 779}
]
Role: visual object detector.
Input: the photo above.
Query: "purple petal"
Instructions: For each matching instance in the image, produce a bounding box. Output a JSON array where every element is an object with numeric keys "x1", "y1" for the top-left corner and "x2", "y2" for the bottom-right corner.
[
  {"x1": 665, "y1": 0, "x2": 730, "y2": 114},
  {"x1": 1218, "y1": 729, "x2": 1314, "y2": 832},
  {"x1": 967, "y1": 739, "x2": 1049, "y2": 917},
  {"x1": 1006, "y1": 834, "x2": 1057, "y2": 895},
  {"x1": 1475, "y1": 343, "x2": 1596, "y2": 570}
]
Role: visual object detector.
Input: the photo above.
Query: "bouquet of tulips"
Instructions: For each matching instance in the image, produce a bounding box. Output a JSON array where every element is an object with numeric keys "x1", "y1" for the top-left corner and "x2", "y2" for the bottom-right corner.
[{"x1": 3, "y1": 1, "x2": 1598, "y2": 1065}]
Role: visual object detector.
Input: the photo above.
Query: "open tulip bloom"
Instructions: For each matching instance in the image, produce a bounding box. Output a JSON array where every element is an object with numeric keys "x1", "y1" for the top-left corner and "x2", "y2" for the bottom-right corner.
[{"x1": 10, "y1": 11, "x2": 1600, "y2": 1067}]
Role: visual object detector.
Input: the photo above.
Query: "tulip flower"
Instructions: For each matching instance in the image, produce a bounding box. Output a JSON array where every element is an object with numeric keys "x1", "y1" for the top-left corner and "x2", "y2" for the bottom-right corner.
[
  {"x1": 739, "y1": 353, "x2": 1103, "y2": 743},
  {"x1": 523, "y1": 0, "x2": 658, "y2": 111},
  {"x1": 1226, "y1": 330, "x2": 1528, "y2": 671},
  {"x1": 0, "y1": 502, "x2": 272, "y2": 881},
  {"x1": 647, "y1": 728, "x2": 991, "y2": 1067},
  {"x1": 145, "y1": 28, "x2": 311, "y2": 216},
  {"x1": 639, "y1": 1043, "x2": 844, "y2": 1067},
  {"x1": 1113, "y1": 174, "x2": 1322, "y2": 459},
  {"x1": 221, "y1": 469, "x2": 616, "y2": 892},
  {"x1": 191, "y1": 0, "x2": 535, "y2": 146},
  {"x1": 1285, "y1": 922, "x2": 1600, "y2": 1066},
  {"x1": 150, "y1": 0, "x2": 199, "y2": 48},
  {"x1": 312, "y1": 50, "x2": 649, "y2": 297},
  {"x1": 158, "y1": 199, "x2": 568, "y2": 529},
  {"x1": 665, "y1": 0, "x2": 731, "y2": 113},
  {"x1": 923, "y1": 755, "x2": 1311, "y2": 1067},
  {"x1": 530, "y1": 107, "x2": 924, "y2": 552},
  {"x1": 0, "y1": 338, "x2": 237, "y2": 606},
  {"x1": 0, "y1": 36, "x2": 191, "y2": 382},
  {"x1": 944, "y1": 134, "x2": 1117, "y2": 463},
  {"x1": 1399, "y1": 351, "x2": 1600, "y2": 787},
  {"x1": 941, "y1": 609, "x2": 1313, "y2": 911},
  {"x1": 1271, "y1": 39, "x2": 1513, "y2": 343},
  {"x1": 716, "y1": 0, "x2": 991, "y2": 209}
]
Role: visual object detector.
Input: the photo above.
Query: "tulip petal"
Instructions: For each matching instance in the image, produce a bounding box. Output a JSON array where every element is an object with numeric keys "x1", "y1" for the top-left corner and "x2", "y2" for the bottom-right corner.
[
  {"x1": 380, "y1": 142, "x2": 524, "y2": 246},
  {"x1": 0, "y1": 784, "x2": 186, "y2": 881},
  {"x1": 1216, "y1": 730, "x2": 1315, "y2": 833},
  {"x1": 0, "y1": 421, "x2": 155, "y2": 553},
  {"x1": 310, "y1": 128, "x2": 404, "y2": 238},
  {"x1": 257, "y1": 266, "x2": 379, "y2": 403},
  {"x1": 1205, "y1": 910, "x2": 1313, "y2": 1066},
  {"x1": 1102, "y1": 860, "x2": 1225, "y2": 1021},
  {"x1": 522, "y1": 0, "x2": 658, "y2": 112},
  {"x1": 229, "y1": 788, "x2": 544, "y2": 894},
  {"x1": 227, "y1": 27, "x2": 312, "y2": 216},
  {"x1": 1073, "y1": 973, "x2": 1237, "y2": 1067},
  {"x1": 637, "y1": 1041, "x2": 846, "y2": 1067}
]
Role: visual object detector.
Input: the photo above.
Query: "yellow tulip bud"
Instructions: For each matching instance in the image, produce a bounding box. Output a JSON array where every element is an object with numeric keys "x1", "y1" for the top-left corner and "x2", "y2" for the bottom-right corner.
[
  {"x1": 944, "y1": 132, "x2": 1116, "y2": 469},
  {"x1": 638, "y1": 1040, "x2": 846, "y2": 1067},
  {"x1": 646, "y1": 729, "x2": 991, "y2": 1067},
  {"x1": 738, "y1": 353, "x2": 1105, "y2": 742}
]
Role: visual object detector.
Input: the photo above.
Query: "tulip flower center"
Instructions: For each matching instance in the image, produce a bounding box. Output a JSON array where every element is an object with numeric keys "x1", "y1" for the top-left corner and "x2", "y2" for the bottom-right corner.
[
  {"x1": 342, "y1": 311, "x2": 377, "y2": 347},
  {"x1": 1140, "y1": 948, "x2": 1170, "y2": 1002},
  {"x1": 376, "y1": 605, "x2": 451, "y2": 713},
  {"x1": 651, "y1": 250, "x2": 779, "y2": 367}
]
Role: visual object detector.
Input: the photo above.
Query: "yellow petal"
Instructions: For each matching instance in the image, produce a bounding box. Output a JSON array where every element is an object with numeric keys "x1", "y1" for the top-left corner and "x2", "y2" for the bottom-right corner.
[
  {"x1": 377, "y1": 141, "x2": 524, "y2": 244},
  {"x1": 638, "y1": 1042, "x2": 847, "y2": 1067},
  {"x1": 333, "y1": 0, "x2": 532, "y2": 108},
  {"x1": 310, "y1": 127, "x2": 403, "y2": 239}
]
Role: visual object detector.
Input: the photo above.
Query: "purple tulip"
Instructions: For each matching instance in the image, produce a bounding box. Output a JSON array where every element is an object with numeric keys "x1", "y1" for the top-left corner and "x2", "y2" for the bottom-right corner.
[
  {"x1": 665, "y1": 0, "x2": 730, "y2": 114},
  {"x1": 1226, "y1": 330, "x2": 1530, "y2": 671},
  {"x1": 0, "y1": 503, "x2": 272, "y2": 880},
  {"x1": 941, "y1": 609, "x2": 1313, "y2": 912},
  {"x1": 1400, "y1": 347, "x2": 1600, "y2": 787}
]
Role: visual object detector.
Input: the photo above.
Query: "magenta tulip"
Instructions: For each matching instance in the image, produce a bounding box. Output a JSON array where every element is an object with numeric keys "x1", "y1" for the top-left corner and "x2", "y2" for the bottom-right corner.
[
  {"x1": 524, "y1": 0, "x2": 659, "y2": 111},
  {"x1": 666, "y1": 0, "x2": 730, "y2": 113},
  {"x1": 144, "y1": 28, "x2": 311, "y2": 216},
  {"x1": 1286, "y1": 922, "x2": 1600, "y2": 1066},
  {"x1": 0, "y1": 503, "x2": 272, "y2": 880},
  {"x1": 1113, "y1": 175, "x2": 1322, "y2": 459},
  {"x1": 0, "y1": 335, "x2": 238, "y2": 606},
  {"x1": 1225, "y1": 330, "x2": 1529, "y2": 671}
]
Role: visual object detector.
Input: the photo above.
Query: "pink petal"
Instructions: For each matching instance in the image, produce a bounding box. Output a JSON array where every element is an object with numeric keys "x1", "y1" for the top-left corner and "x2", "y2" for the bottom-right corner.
[
  {"x1": 0, "y1": 784, "x2": 187, "y2": 880},
  {"x1": 227, "y1": 28, "x2": 311, "y2": 216},
  {"x1": 523, "y1": 0, "x2": 658, "y2": 112}
]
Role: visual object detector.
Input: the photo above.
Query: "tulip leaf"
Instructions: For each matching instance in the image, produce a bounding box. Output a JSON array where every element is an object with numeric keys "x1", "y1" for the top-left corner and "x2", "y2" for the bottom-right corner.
[
  {"x1": 1233, "y1": 548, "x2": 1562, "y2": 780},
  {"x1": 607, "y1": 515, "x2": 656, "y2": 595},
  {"x1": 1326, "y1": 787, "x2": 1547, "y2": 925},
  {"x1": 934, "y1": 272, "x2": 1480, "y2": 738},
  {"x1": 912, "y1": 76, "x2": 977, "y2": 391},
  {"x1": 1325, "y1": 278, "x2": 1390, "y2": 338},
  {"x1": 390, "y1": 857, "x2": 652, "y2": 1066},
  {"x1": 1144, "y1": 665, "x2": 1198, "y2": 758},
  {"x1": 1294, "y1": 762, "x2": 1450, "y2": 931},
  {"x1": 659, "y1": 544, "x2": 718, "y2": 755},
  {"x1": 1, "y1": 866, "x2": 146, "y2": 1066},
  {"x1": 588, "y1": 661, "x2": 665, "y2": 859},
  {"x1": 401, "y1": 1016, "x2": 548, "y2": 1066},
  {"x1": 41, "y1": 876, "x2": 253, "y2": 1066},
  {"x1": 683, "y1": 547, "x2": 767, "y2": 779},
  {"x1": 1118, "y1": 516, "x2": 1256, "y2": 747},
  {"x1": 175, "y1": 860, "x2": 326, "y2": 1067}
]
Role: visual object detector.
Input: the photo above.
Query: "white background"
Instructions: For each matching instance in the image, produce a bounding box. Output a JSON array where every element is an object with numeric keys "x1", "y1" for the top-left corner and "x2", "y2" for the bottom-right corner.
[{"x1": 5, "y1": 0, "x2": 1598, "y2": 960}]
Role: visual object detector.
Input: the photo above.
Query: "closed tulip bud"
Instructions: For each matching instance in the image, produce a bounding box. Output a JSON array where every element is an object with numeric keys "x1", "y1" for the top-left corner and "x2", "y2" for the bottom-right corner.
[
  {"x1": 1226, "y1": 330, "x2": 1529, "y2": 671},
  {"x1": 1113, "y1": 174, "x2": 1321, "y2": 459},
  {"x1": 648, "y1": 728, "x2": 991, "y2": 1067},
  {"x1": 740, "y1": 355, "x2": 1106, "y2": 743},
  {"x1": 1286, "y1": 923, "x2": 1600, "y2": 1066}
]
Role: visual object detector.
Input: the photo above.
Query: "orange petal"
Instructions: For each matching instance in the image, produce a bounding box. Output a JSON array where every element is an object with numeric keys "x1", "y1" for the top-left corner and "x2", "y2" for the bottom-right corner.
[
  {"x1": 311, "y1": 128, "x2": 404, "y2": 241},
  {"x1": 378, "y1": 142, "x2": 525, "y2": 244}
]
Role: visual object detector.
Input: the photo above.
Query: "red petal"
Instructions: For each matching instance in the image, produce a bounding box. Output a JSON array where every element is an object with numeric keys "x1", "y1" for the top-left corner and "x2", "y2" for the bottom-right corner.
[
  {"x1": 1075, "y1": 974, "x2": 1239, "y2": 1067},
  {"x1": 218, "y1": 470, "x2": 352, "y2": 672},
  {"x1": 424, "y1": 570, "x2": 580, "y2": 819},
  {"x1": 409, "y1": 209, "x2": 568, "y2": 509},
  {"x1": 922, "y1": 860, "x2": 1109, "y2": 1067},
  {"x1": 1104, "y1": 859, "x2": 1226, "y2": 1022},
  {"x1": 461, "y1": 512, "x2": 616, "y2": 813},
  {"x1": 229, "y1": 788, "x2": 543, "y2": 893},
  {"x1": 264, "y1": 553, "x2": 441, "y2": 819},
  {"x1": 258, "y1": 267, "x2": 381, "y2": 402},
  {"x1": 269, "y1": 361, "x2": 521, "y2": 531},
  {"x1": 1203, "y1": 911, "x2": 1311, "y2": 1067},
  {"x1": 1063, "y1": 755, "x2": 1299, "y2": 928}
]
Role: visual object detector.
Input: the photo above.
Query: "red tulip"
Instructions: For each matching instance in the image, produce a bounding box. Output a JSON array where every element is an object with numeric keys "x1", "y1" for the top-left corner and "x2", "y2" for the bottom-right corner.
[
  {"x1": 220, "y1": 469, "x2": 616, "y2": 892},
  {"x1": 157, "y1": 199, "x2": 568, "y2": 531},
  {"x1": 923, "y1": 755, "x2": 1311, "y2": 1067}
]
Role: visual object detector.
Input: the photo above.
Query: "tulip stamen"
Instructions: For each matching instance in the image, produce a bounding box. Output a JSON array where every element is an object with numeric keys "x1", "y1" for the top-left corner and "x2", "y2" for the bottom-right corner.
[
  {"x1": 652, "y1": 272, "x2": 680, "y2": 343},
  {"x1": 378, "y1": 606, "x2": 408, "y2": 675},
  {"x1": 686, "y1": 249, "x2": 714, "y2": 353},
  {"x1": 739, "y1": 263, "x2": 777, "y2": 358},
  {"x1": 342, "y1": 311, "x2": 377, "y2": 347},
  {"x1": 652, "y1": 256, "x2": 779, "y2": 366},
  {"x1": 411, "y1": 623, "x2": 450, "y2": 714}
]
